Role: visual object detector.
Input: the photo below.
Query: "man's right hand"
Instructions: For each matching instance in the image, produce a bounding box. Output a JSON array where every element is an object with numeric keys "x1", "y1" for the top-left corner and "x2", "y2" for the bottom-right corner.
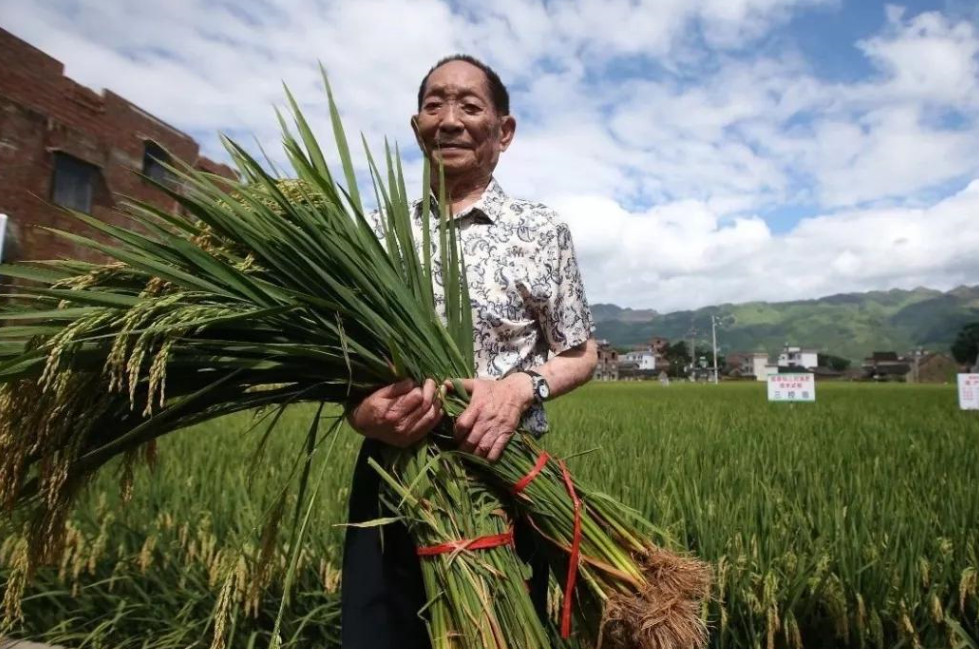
[{"x1": 348, "y1": 379, "x2": 443, "y2": 447}]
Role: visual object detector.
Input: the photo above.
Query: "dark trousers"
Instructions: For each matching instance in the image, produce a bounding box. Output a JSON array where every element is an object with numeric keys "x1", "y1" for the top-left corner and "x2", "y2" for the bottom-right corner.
[{"x1": 341, "y1": 439, "x2": 549, "y2": 649}]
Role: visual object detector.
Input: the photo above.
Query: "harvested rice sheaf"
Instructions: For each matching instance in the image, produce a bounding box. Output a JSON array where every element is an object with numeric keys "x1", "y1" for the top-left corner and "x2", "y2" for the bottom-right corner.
[{"x1": 0, "y1": 75, "x2": 709, "y2": 649}]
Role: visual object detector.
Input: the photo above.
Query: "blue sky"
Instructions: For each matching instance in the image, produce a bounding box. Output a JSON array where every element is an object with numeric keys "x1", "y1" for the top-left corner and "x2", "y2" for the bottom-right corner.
[{"x1": 2, "y1": 0, "x2": 978, "y2": 310}]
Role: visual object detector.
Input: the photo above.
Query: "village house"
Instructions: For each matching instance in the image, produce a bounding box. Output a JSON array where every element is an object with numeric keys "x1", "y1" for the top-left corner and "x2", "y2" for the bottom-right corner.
[
  {"x1": 594, "y1": 339, "x2": 619, "y2": 381},
  {"x1": 723, "y1": 352, "x2": 747, "y2": 374},
  {"x1": 616, "y1": 337, "x2": 673, "y2": 380},
  {"x1": 725, "y1": 351, "x2": 777, "y2": 381},
  {"x1": 617, "y1": 352, "x2": 649, "y2": 381},
  {"x1": 617, "y1": 357, "x2": 642, "y2": 380},
  {"x1": 862, "y1": 351, "x2": 911, "y2": 381},
  {"x1": 778, "y1": 345, "x2": 819, "y2": 370},
  {"x1": 0, "y1": 28, "x2": 234, "y2": 265},
  {"x1": 621, "y1": 348, "x2": 657, "y2": 371},
  {"x1": 909, "y1": 352, "x2": 959, "y2": 383},
  {"x1": 755, "y1": 353, "x2": 779, "y2": 380},
  {"x1": 809, "y1": 366, "x2": 847, "y2": 380},
  {"x1": 648, "y1": 337, "x2": 670, "y2": 355}
]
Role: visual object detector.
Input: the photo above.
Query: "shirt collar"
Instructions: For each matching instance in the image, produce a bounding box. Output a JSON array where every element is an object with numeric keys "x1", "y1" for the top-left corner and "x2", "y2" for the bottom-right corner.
[{"x1": 417, "y1": 177, "x2": 509, "y2": 224}]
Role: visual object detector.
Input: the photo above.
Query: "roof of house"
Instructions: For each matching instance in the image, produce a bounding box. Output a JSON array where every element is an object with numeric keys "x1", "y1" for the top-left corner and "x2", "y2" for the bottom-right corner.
[
  {"x1": 868, "y1": 351, "x2": 901, "y2": 362},
  {"x1": 870, "y1": 363, "x2": 911, "y2": 375},
  {"x1": 777, "y1": 366, "x2": 813, "y2": 374},
  {"x1": 810, "y1": 366, "x2": 843, "y2": 376}
]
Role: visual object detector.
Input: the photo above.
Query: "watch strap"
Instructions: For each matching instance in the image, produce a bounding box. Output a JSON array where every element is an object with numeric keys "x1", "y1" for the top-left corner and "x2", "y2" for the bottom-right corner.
[{"x1": 502, "y1": 367, "x2": 549, "y2": 403}]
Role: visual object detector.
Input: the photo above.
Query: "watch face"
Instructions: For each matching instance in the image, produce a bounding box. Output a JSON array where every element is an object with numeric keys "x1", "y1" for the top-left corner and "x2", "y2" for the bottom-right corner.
[{"x1": 537, "y1": 381, "x2": 550, "y2": 399}]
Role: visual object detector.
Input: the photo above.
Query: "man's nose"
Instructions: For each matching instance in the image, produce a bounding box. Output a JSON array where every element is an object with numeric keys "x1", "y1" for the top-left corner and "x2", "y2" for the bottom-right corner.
[{"x1": 438, "y1": 104, "x2": 464, "y2": 132}]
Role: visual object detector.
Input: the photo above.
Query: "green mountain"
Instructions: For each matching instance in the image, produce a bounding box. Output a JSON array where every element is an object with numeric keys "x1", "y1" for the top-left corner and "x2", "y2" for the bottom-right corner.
[{"x1": 593, "y1": 285, "x2": 979, "y2": 361}]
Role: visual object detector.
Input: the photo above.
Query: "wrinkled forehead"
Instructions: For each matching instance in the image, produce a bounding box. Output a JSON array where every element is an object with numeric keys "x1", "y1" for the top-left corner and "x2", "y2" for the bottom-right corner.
[{"x1": 421, "y1": 61, "x2": 493, "y2": 102}]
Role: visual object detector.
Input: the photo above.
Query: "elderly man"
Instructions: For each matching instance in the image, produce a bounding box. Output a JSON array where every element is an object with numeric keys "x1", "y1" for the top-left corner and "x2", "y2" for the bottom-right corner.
[{"x1": 342, "y1": 54, "x2": 598, "y2": 649}]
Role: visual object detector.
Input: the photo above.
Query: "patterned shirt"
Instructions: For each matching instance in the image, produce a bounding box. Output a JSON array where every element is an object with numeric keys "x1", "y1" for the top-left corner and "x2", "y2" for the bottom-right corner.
[{"x1": 388, "y1": 178, "x2": 595, "y2": 435}]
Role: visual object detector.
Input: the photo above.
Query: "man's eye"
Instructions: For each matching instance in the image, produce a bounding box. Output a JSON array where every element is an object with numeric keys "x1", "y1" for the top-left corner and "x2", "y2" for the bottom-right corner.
[
  {"x1": 424, "y1": 101, "x2": 442, "y2": 111},
  {"x1": 463, "y1": 104, "x2": 481, "y2": 114}
]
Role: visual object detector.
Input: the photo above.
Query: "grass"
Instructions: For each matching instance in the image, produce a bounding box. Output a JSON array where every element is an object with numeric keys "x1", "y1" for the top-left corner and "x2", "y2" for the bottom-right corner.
[{"x1": 3, "y1": 382, "x2": 978, "y2": 648}]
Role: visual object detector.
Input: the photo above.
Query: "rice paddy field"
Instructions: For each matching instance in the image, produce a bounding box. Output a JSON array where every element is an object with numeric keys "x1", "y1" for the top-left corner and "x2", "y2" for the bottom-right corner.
[{"x1": 2, "y1": 382, "x2": 977, "y2": 649}]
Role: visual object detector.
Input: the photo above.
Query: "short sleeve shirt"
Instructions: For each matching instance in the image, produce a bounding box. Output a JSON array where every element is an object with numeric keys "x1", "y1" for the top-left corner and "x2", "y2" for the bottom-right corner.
[{"x1": 377, "y1": 178, "x2": 594, "y2": 435}]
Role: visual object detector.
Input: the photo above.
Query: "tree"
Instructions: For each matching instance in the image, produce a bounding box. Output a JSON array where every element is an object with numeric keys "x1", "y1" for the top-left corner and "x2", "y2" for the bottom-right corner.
[
  {"x1": 818, "y1": 353, "x2": 851, "y2": 372},
  {"x1": 951, "y1": 322, "x2": 979, "y2": 368},
  {"x1": 662, "y1": 341, "x2": 727, "y2": 378},
  {"x1": 694, "y1": 344, "x2": 726, "y2": 371},
  {"x1": 664, "y1": 341, "x2": 691, "y2": 378}
]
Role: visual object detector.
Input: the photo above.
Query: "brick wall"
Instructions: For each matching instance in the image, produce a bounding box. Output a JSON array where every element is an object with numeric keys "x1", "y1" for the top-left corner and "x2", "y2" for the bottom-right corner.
[{"x1": 0, "y1": 27, "x2": 235, "y2": 264}]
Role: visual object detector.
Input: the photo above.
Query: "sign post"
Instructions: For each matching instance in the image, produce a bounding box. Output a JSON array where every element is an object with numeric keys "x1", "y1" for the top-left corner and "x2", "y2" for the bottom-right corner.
[
  {"x1": 767, "y1": 373, "x2": 816, "y2": 402},
  {"x1": 958, "y1": 374, "x2": 979, "y2": 410}
]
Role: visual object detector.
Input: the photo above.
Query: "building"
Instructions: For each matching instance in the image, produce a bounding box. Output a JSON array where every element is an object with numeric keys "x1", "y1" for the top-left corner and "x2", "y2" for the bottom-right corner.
[
  {"x1": 649, "y1": 337, "x2": 670, "y2": 355},
  {"x1": 617, "y1": 358, "x2": 644, "y2": 380},
  {"x1": 0, "y1": 28, "x2": 234, "y2": 265},
  {"x1": 862, "y1": 351, "x2": 911, "y2": 381},
  {"x1": 613, "y1": 339, "x2": 667, "y2": 380},
  {"x1": 777, "y1": 345, "x2": 819, "y2": 370},
  {"x1": 725, "y1": 351, "x2": 775, "y2": 381},
  {"x1": 740, "y1": 352, "x2": 774, "y2": 381},
  {"x1": 910, "y1": 352, "x2": 958, "y2": 383},
  {"x1": 810, "y1": 366, "x2": 845, "y2": 381},
  {"x1": 594, "y1": 339, "x2": 619, "y2": 381},
  {"x1": 619, "y1": 349, "x2": 656, "y2": 380},
  {"x1": 621, "y1": 349, "x2": 657, "y2": 371},
  {"x1": 754, "y1": 354, "x2": 778, "y2": 381},
  {"x1": 730, "y1": 347, "x2": 820, "y2": 381}
]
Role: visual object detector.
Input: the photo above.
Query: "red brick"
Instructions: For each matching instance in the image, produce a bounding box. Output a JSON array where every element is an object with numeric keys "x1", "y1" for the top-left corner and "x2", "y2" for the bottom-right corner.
[{"x1": 0, "y1": 27, "x2": 236, "y2": 265}]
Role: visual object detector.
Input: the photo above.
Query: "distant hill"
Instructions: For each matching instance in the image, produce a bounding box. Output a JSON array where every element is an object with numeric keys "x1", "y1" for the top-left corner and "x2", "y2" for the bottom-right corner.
[
  {"x1": 590, "y1": 304, "x2": 659, "y2": 322},
  {"x1": 592, "y1": 285, "x2": 979, "y2": 361}
]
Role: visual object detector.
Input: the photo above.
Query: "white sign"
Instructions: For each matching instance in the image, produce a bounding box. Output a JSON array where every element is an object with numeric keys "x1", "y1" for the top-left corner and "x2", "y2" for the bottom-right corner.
[
  {"x1": 767, "y1": 373, "x2": 816, "y2": 402},
  {"x1": 958, "y1": 374, "x2": 979, "y2": 410},
  {"x1": 0, "y1": 213, "x2": 7, "y2": 264}
]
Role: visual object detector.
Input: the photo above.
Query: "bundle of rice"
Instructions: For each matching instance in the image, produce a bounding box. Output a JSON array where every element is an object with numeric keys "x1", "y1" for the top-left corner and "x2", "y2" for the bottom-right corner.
[{"x1": 0, "y1": 74, "x2": 709, "y2": 649}]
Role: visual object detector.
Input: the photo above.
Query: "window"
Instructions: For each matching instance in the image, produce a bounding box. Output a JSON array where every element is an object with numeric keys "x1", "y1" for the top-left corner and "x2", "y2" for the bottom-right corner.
[
  {"x1": 142, "y1": 141, "x2": 172, "y2": 184},
  {"x1": 51, "y1": 152, "x2": 99, "y2": 213}
]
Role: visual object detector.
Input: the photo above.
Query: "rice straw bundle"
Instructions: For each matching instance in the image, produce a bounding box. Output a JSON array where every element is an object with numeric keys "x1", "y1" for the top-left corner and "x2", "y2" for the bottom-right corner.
[{"x1": 0, "y1": 71, "x2": 709, "y2": 649}]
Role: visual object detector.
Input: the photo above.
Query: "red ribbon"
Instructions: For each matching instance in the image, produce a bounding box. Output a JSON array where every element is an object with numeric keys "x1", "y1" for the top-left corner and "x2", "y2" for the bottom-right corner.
[
  {"x1": 512, "y1": 451, "x2": 550, "y2": 495},
  {"x1": 511, "y1": 451, "x2": 583, "y2": 639},
  {"x1": 416, "y1": 529, "x2": 514, "y2": 557},
  {"x1": 558, "y1": 459, "x2": 582, "y2": 639}
]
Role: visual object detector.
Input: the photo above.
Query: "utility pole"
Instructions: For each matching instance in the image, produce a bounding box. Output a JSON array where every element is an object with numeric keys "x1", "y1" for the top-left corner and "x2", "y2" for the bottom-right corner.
[{"x1": 711, "y1": 315, "x2": 719, "y2": 385}]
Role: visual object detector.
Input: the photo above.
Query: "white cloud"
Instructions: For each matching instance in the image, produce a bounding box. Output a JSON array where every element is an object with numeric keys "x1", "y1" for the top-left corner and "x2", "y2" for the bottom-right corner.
[
  {"x1": 805, "y1": 105, "x2": 979, "y2": 206},
  {"x1": 2, "y1": 0, "x2": 978, "y2": 310},
  {"x1": 856, "y1": 5, "x2": 979, "y2": 108},
  {"x1": 555, "y1": 180, "x2": 979, "y2": 310}
]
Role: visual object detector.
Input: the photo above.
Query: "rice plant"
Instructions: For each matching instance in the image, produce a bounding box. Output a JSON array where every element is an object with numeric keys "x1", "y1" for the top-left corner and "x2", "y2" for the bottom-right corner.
[
  {"x1": 4, "y1": 383, "x2": 976, "y2": 649},
  {"x1": 0, "y1": 73, "x2": 707, "y2": 648}
]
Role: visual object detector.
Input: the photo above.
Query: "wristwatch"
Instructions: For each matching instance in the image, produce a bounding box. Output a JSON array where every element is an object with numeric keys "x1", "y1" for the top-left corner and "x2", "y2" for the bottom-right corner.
[{"x1": 521, "y1": 370, "x2": 550, "y2": 403}]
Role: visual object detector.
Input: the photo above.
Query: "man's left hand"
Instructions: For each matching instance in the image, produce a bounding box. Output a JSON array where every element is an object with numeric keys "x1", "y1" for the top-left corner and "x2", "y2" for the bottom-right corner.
[{"x1": 446, "y1": 374, "x2": 534, "y2": 462}]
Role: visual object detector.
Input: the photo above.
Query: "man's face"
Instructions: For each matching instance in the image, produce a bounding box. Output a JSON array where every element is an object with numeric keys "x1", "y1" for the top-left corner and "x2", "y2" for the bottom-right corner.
[{"x1": 414, "y1": 61, "x2": 515, "y2": 180}]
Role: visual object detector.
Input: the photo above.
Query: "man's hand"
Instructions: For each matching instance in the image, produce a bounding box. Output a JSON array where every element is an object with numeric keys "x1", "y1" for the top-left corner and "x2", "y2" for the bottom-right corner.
[
  {"x1": 348, "y1": 379, "x2": 443, "y2": 447},
  {"x1": 447, "y1": 374, "x2": 534, "y2": 462}
]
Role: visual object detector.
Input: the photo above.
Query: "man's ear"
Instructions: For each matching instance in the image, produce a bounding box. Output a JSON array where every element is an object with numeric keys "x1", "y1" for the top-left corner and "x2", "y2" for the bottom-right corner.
[
  {"x1": 410, "y1": 116, "x2": 429, "y2": 157},
  {"x1": 499, "y1": 115, "x2": 516, "y2": 152}
]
